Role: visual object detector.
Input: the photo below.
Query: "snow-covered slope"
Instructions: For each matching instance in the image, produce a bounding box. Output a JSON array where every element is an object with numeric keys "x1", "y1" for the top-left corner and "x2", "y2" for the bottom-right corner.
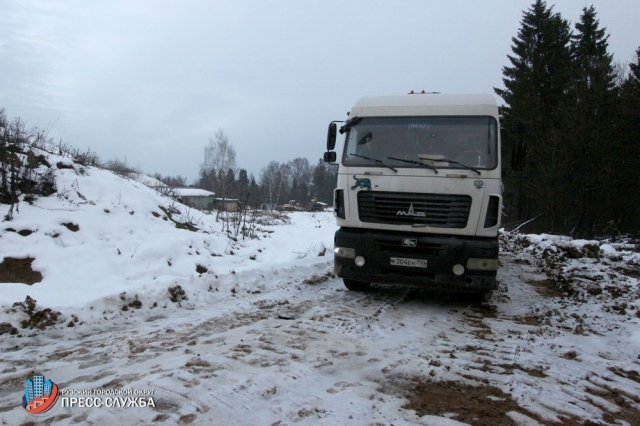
[{"x1": 0, "y1": 151, "x2": 333, "y2": 308}]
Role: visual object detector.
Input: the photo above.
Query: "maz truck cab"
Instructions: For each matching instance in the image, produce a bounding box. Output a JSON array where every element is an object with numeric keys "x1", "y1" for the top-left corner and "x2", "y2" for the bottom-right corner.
[{"x1": 324, "y1": 93, "x2": 502, "y2": 297}]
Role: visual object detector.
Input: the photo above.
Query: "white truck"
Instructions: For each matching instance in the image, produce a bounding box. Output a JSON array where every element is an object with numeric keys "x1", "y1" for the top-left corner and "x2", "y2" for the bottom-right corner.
[{"x1": 324, "y1": 93, "x2": 502, "y2": 298}]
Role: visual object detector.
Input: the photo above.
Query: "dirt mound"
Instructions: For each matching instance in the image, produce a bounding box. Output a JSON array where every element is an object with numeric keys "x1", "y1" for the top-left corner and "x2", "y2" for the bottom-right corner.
[{"x1": 0, "y1": 257, "x2": 42, "y2": 284}]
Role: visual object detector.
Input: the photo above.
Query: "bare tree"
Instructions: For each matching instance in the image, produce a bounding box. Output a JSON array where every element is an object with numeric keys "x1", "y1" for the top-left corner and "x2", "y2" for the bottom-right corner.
[
  {"x1": 153, "y1": 173, "x2": 187, "y2": 187},
  {"x1": 286, "y1": 157, "x2": 312, "y2": 204},
  {"x1": 259, "y1": 161, "x2": 285, "y2": 208},
  {"x1": 104, "y1": 156, "x2": 138, "y2": 178},
  {"x1": 199, "y1": 128, "x2": 236, "y2": 197},
  {"x1": 199, "y1": 129, "x2": 237, "y2": 229},
  {"x1": 613, "y1": 60, "x2": 629, "y2": 88},
  {"x1": 287, "y1": 157, "x2": 312, "y2": 185}
]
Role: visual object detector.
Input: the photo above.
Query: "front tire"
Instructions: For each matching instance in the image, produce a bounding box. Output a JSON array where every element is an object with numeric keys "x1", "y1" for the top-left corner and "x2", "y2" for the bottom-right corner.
[
  {"x1": 343, "y1": 279, "x2": 370, "y2": 291},
  {"x1": 474, "y1": 291, "x2": 492, "y2": 304}
]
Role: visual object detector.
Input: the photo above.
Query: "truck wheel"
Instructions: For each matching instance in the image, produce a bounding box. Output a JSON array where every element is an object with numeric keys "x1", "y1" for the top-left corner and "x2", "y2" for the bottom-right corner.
[
  {"x1": 475, "y1": 291, "x2": 492, "y2": 304},
  {"x1": 343, "y1": 279, "x2": 370, "y2": 291}
]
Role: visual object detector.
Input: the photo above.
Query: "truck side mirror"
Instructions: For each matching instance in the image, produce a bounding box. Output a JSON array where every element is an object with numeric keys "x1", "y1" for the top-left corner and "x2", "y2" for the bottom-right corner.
[
  {"x1": 327, "y1": 122, "x2": 337, "y2": 151},
  {"x1": 324, "y1": 151, "x2": 336, "y2": 163}
]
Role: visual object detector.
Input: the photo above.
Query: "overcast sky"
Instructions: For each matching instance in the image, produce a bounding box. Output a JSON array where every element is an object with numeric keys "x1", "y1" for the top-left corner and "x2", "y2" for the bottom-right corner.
[{"x1": 2, "y1": 0, "x2": 639, "y2": 183}]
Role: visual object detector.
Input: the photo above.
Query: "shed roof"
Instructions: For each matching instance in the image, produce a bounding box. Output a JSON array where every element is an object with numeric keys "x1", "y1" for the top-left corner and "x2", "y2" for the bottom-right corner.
[{"x1": 173, "y1": 188, "x2": 215, "y2": 197}]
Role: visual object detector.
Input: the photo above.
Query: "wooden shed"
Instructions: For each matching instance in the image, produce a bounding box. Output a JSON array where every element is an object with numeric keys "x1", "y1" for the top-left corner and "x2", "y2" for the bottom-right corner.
[{"x1": 173, "y1": 188, "x2": 216, "y2": 210}]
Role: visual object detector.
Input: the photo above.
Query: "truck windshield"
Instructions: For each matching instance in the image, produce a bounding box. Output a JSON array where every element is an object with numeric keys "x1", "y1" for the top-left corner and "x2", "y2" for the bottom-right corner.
[{"x1": 342, "y1": 116, "x2": 498, "y2": 170}]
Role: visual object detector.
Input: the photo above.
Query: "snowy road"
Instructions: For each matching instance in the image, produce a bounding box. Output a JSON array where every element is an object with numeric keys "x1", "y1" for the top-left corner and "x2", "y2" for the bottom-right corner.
[{"x1": 2, "y1": 240, "x2": 639, "y2": 425}]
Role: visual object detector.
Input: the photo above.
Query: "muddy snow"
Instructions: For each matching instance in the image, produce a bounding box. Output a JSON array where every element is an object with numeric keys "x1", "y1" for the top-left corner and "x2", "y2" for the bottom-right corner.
[{"x1": 1, "y1": 150, "x2": 639, "y2": 425}]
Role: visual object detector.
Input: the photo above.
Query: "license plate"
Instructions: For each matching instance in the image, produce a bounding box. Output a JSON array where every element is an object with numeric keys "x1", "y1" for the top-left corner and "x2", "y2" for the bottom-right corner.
[{"x1": 390, "y1": 257, "x2": 428, "y2": 268}]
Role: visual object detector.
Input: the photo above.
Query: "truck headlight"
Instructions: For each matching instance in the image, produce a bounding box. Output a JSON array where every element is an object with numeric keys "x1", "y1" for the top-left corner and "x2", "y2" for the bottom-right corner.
[
  {"x1": 466, "y1": 258, "x2": 499, "y2": 270},
  {"x1": 334, "y1": 247, "x2": 356, "y2": 259}
]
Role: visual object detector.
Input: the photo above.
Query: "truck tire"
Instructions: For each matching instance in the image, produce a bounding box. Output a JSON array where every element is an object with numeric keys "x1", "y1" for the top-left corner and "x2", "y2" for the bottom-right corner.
[
  {"x1": 343, "y1": 279, "x2": 370, "y2": 291},
  {"x1": 475, "y1": 291, "x2": 492, "y2": 304}
]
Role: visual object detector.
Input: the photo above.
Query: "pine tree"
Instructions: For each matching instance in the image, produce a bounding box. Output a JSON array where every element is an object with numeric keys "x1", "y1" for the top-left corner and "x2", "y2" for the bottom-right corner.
[
  {"x1": 236, "y1": 168, "x2": 250, "y2": 203},
  {"x1": 629, "y1": 47, "x2": 640, "y2": 84},
  {"x1": 567, "y1": 5, "x2": 618, "y2": 235},
  {"x1": 311, "y1": 158, "x2": 337, "y2": 205},
  {"x1": 571, "y1": 6, "x2": 615, "y2": 96},
  {"x1": 495, "y1": 0, "x2": 573, "y2": 232},
  {"x1": 614, "y1": 47, "x2": 640, "y2": 232},
  {"x1": 248, "y1": 175, "x2": 260, "y2": 209}
]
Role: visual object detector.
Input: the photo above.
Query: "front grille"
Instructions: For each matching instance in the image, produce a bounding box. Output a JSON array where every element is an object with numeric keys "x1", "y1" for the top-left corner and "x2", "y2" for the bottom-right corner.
[
  {"x1": 358, "y1": 191, "x2": 471, "y2": 228},
  {"x1": 374, "y1": 239, "x2": 444, "y2": 256}
]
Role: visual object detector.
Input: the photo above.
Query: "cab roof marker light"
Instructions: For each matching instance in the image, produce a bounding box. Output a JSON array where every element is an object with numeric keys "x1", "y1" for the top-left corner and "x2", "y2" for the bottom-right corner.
[{"x1": 408, "y1": 90, "x2": 439, "y2": 94}]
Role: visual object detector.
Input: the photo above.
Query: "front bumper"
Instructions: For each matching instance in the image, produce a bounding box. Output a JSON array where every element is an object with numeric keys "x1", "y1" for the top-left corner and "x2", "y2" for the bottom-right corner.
[{"x1": 334, "y1": 227, "x2": 499, "y2": 292}]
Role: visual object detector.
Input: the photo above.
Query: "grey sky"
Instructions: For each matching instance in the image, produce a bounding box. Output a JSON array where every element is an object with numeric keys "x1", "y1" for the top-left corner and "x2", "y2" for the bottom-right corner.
[{"x1": 2, "y1": 1, "x2": 639, "y2": 183}]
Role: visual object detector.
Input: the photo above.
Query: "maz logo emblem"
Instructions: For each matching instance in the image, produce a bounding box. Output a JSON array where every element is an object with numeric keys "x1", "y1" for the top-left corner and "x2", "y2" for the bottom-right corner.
[
  {"x1": 402, "y1": 239, "x2": 417, "y2": 247},
  {"x1": 396, "y1": 203, "x2": 426, "y2": 217}
]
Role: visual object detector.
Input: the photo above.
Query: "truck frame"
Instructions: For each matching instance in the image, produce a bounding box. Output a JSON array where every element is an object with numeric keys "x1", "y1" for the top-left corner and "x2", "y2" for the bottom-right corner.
[{"x1": 324, "y1": 93, "x2": 502, "y2": 297}]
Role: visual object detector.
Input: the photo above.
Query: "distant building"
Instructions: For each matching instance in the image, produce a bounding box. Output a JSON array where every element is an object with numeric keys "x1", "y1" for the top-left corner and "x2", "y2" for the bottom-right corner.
[
  {"x1": 173, "y1": 188, "x2": 216, "y2": 211},
  {"x1": 214, "y1": 198, "x2": 239, "y2": 213},
  {"x1": 127, "y1": 173, "x2": 225, "y2": 212}
]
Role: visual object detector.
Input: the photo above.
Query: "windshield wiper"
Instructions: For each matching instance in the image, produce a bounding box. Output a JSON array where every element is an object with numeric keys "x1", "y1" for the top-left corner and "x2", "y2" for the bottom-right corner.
[
  {"x1": 419, "y1": 157, "x2": 481, "y2": 175},
  {"x1": 350, "y1": 153, "x2": 397, "y2": 172},
  {"x1": 388, "y1": 156, "x2": 438, "y2": 174},
  {"x1": 441, "y1": 159, "x2": 481, "y2": 175}
]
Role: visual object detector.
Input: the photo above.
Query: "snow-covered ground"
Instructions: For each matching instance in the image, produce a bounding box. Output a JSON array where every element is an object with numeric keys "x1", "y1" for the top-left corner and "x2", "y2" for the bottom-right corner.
[{"x1": 1, "y1": 149, "x2": 639, "y2": 425}]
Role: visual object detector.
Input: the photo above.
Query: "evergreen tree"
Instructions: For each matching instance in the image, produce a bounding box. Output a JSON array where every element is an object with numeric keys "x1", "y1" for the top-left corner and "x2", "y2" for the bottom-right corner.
[
  {"x1": 571, "y1": 6, "x2": 616, "y2": 95},
  {"x1": 614, "y1": 47, "x2": 640, "y2": 232},
  {"x1": 289, "y1": 178, "x2": 299, "y2": 204},
  {"x1": 223, "y1": 168, "x2": 236, "y2": 198},
  {"x1": 236, "y1": 168, "x2": 250, "y2": 204},
  {"x1": 629, "y1": 47, "x2": 640, "y2": 83},
  {"x1": 567, "y1": 5, "x2": 618, "y2": 235},
  {"x1": 495, "y1": 0, "x2": 573, "y2": 232},
  {"x1": 312, "y1": 158, "x2": 337, "y2": 205},
  {"x1": 298, "y1": 181, "x2": 309, "y2": 206},
  {"x1": 248, "y1": 175, "x2": 260, "y2": 209}
]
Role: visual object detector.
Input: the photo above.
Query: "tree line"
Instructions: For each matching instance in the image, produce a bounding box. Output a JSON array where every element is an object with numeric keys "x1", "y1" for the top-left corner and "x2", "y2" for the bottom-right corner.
[
  {"x1": 497, "y1": 0, "x2": 640, "y2": 237},
  {"x1": 196, "y1": 129, "x2": 337, "y2": 209}
]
